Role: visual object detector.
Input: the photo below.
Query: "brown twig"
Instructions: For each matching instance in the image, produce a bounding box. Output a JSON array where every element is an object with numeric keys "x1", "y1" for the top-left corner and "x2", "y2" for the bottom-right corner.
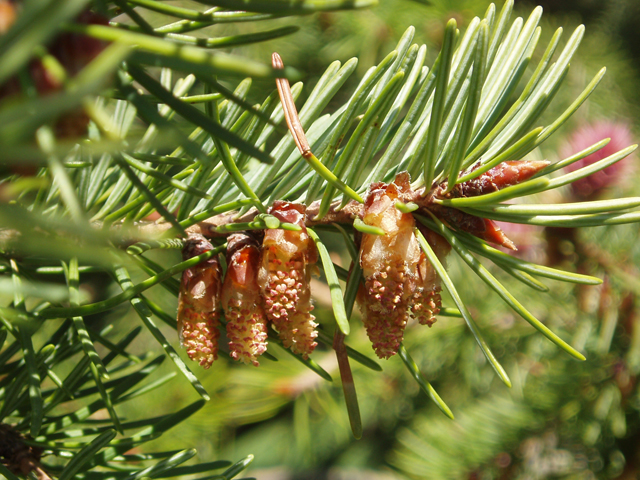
[
  {"x1": 333, "y1": 330, "x2": 362, "y2": 439},
  {"x1": 135, "y1": 186, "x2": 427, "y2": 239}
]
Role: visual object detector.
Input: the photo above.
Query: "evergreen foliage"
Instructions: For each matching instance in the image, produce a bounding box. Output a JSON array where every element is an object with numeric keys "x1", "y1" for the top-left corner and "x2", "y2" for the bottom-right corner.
[{"x1": 1, "y1": 0, "x2": 639, "y2": 478}]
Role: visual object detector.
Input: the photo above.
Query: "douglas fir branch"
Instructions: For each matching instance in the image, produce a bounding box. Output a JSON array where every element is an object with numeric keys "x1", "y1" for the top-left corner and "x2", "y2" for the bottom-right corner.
[{"x1": 177, "y1": 159, "x2": 549, "y2": 366}]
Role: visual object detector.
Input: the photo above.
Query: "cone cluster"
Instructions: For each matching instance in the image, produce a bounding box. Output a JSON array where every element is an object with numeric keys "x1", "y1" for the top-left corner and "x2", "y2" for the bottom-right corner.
[
  {"x1": 178, "y1": 202, "x2": 319, "y2": 369},
  {"x1": 177, "y1": 164, "x2": 548, "y2": 366},
  {"x1": 358, "y1": 173, "x2": 447, "y2": 359}
]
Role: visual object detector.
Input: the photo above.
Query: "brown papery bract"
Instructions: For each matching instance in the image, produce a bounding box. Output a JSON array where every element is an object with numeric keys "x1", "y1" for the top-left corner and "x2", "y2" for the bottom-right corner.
[
  {"x1": 177, "y1": 234, "x2": 221, "y2": 369},
  {"x1": 222, "y1": 233, "x2": 268, "y2": 366},
  {"x1": 258, "y1": 201, "x2": 318, "y2": 358}
]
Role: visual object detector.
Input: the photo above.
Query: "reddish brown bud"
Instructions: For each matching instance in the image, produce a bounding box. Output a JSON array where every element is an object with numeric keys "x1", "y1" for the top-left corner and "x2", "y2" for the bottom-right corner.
[
  {"x1": 222, "y1": 233, "x2": 268, "y2": 366},
  {"x1": 438, "y1": 209, "x2": 516, "y2": 250},
  {"x1": 258, "y1": 202, "x2": 318, "y2": 358},
  {"x1": 177, "y1": 234, "x2": 221, "y2": 369},
  {"x1": 48, "y1": 10, "x2": 109, "y2": 77},
  {"x1": 456, "y1": 160, "x2": 549, "y2": 197},
  {"x1": 430, "y1": 161, "x2": 549, "y2": 249}
]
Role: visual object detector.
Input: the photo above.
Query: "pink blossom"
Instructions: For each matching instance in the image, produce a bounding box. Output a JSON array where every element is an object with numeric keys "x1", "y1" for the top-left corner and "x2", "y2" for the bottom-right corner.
[{"x1": 561, "y1": 121, "x2": 634, "y2": 200}]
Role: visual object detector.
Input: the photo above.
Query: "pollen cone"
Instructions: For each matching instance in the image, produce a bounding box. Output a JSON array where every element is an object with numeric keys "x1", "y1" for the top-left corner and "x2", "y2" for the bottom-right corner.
[
  {"x1": 222, "y1": 233, "x2": 268, "y2": 366},
  {"x1": 258, "y1": 201, "x2": 318, "y2": 359},
  {"x1": 177, "y1": 234, "x2": 221, "y2": 369}
]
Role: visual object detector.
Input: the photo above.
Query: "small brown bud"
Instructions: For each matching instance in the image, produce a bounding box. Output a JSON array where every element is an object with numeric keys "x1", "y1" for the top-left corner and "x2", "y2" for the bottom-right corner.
[
  {"x1": 456, "y1": 160, "x2": 550, "y2": 197},
  {"x1": 431, "y1": 160, "x2": 549, "y2": 249}
]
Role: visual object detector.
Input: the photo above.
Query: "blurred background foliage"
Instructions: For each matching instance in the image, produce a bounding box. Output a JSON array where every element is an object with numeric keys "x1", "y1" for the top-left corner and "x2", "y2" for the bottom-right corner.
[
  {"x1": 4, "y1": 0, "x2": 640, "y2": 479},
  {"x1": 110, "y1": 1, "x2": 640, "y2": 479},
  {"x1": 210, "y1": 0, "x2": 640, "y2": 121}
]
